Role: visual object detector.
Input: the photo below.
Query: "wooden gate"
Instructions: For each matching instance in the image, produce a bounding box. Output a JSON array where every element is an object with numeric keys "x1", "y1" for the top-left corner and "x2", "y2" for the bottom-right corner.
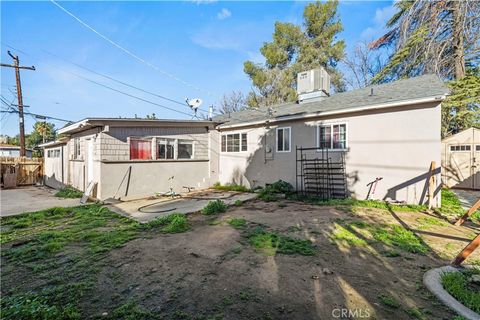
[{"x1": 0, "y1": 157, "x2": 43, "y2": 188}]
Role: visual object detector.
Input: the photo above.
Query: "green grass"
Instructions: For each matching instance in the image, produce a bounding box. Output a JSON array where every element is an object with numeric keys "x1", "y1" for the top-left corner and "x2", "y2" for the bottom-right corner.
[
  {"x1": 247, "y1": 226, "x2": 316, "y2": 256},
  {"x1": 228, "y1": 218, "x2": 246, "y2": 228},
  {"x1": 143, "y1": 213, "x2": 190, "y2": 233},
  {"x1": 201, "y1": 200, "x2": 228, "y2": 215},
  {"x1": 107, "y1": 301, "x2": 162, "y2": 320},
  {"x1": 405, "y1": 307, "x2": 427, "y2": 320},
  {"x1": 55, "y1": 187, "x2": 84, "y2": 199},
  {"x1": 212, "y1": 182, "x2": 251, "y2": 192},
  {"x1": 416, "y1": 216, "x2": 448, "y2": 229},
  {"x1": 378, "y1": 293, "x2": 399, "y2": 308},
  {"x1": 310, "y1": 198, "x2": 427, "y2": 212},
  {"x1": 331, "y1": 220, "x2": 428, "y2": 254},
  {"x1": 233, "y1": 200, "x2": 243, "y2": 206},
  {"x1": 441, "y1": 269, "x2": 480, "y2": 313},
  {"x1": 435, "y1": 188, "x2": 480, "y2": 222}
]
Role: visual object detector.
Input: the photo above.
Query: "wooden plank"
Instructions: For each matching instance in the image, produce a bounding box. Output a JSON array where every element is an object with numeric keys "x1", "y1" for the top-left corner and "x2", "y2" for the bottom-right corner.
[
  {"x1": 452, "y1": 234, "x2": 480, "y2": 266},
  {"x1": 454, "y1": 198, "x2": 480, "y2": 226},
  {"x1": 428, "y1": 161, "x2": 436, "y2": 209}
]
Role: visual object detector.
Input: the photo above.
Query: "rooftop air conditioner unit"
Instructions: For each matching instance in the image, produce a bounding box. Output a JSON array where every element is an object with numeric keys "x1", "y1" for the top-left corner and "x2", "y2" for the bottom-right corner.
[{"x1": 297, "y1": 67, "x2": 331, "y2": 97}]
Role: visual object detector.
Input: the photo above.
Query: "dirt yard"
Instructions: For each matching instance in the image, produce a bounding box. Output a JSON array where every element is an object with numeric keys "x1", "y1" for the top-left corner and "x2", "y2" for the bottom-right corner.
[{"x1": 1, "y1": 198, "x2": 479, "y2": 319}]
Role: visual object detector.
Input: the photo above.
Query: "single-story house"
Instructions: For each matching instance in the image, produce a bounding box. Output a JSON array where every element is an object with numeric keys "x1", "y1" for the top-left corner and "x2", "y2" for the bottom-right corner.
[
  {"x1": 441, "y1": 127, "x2": 480, "y2": 190},
  {"x1": 42, "y1": 71, "x2": 448, "y2": 205},
  {"x1": 0, "y1": 144, "x2": 33, "y2": 158}
]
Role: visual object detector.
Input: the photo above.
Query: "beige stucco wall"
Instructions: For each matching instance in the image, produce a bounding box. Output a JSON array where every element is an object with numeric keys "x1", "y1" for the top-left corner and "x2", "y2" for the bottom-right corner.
[
  {"x1": 43, "y1": 144, "x2": 67, "y2": 189},
  {"x1": 219, "y1": 102, "x2": 442, "y2": 205},
  {"x1": 441, "y1": 127, "x2": 480, "y2": 189}
]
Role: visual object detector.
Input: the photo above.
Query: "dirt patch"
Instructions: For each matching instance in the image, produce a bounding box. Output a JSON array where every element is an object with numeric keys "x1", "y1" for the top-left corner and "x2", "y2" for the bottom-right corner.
[{"x1": 3, "y1": 199, "x2": 479, "y2": 319}]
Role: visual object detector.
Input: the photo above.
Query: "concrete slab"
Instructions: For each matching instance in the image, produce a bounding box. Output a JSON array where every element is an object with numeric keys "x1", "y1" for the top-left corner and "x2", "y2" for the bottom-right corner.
[
  {"x1": 106, "y1": 190, "x2": 257, "y2": 223},
  {"x1": 452, "y1": 189, "x2": 480, "y2": 210},
  {"x1": 0, "y1": 186, "x2": 82, "y2": 217}
]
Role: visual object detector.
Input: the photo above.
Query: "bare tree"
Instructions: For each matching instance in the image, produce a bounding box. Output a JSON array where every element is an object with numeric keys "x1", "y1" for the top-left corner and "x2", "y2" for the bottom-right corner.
[
  {"x1": 218, "y1": 91, "x2": 247, "y2": 115},
  {"x1": 342, "y1": 42, "x2": 385, "y2": 89}
]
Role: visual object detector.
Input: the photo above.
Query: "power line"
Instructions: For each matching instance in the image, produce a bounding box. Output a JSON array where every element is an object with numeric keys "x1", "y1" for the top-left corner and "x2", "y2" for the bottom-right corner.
[
  {"x1": 50, "y1": 0, "x2": 212, "y2": 96},
  {"x1": 1, "y1": 110, "x2": 72, "y2": 123}
]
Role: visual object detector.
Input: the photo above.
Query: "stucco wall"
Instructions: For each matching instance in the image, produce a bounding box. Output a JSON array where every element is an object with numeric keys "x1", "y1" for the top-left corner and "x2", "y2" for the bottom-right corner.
[
  {"x1": 43, "y1": 145, "x2": 67, "y2": 189},
  {"x1": 98, "y1": 160, "x2": 212, "y2": 200},
  {"x1": 219, "y1": 102, "x2": 442, "y2": 205}
]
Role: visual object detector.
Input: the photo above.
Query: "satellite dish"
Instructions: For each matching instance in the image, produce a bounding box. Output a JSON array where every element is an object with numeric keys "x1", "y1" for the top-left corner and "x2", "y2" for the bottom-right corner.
[{"x1": 185, "y1": 98, "x2": 203, "y2": 119}]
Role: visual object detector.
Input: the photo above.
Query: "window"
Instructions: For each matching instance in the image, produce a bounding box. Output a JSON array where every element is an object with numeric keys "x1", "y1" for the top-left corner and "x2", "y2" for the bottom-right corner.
[
  {"x1": 318, "y1": 123, "x2": 347, "y2": 150},
  {"x1": 130, "y1": 138, "x2": 152, "y2": 160},
  {"x1": 178, "y1": 140, "x2": 193, "y2": 159},
  {"x1": 73, "y1": 138, "x2": 81, "y2": 159},
  {"x1": 276, "y1": 127, "x2": 291, "y2": 152},
  {"x1": 221, "y1": 133, "x2": 247, "y2": 152},
  {"x1": 48, "y1": 149, "x2": 60, "y2": 158},
  {"x1": 450, "y1": 145, "x2": 472, "y2": 152},
  {"x1": 157, "y1": 139, "x2": 175, "y2": 160},
  {"x1": 477, "y1": 145, "x2": 480, "y2": 151}
]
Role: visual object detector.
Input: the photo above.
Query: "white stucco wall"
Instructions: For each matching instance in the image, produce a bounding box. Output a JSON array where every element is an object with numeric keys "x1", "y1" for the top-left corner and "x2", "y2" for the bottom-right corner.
[{"x1": 219, "y1": 102, "x2": 442, "y2": 205}]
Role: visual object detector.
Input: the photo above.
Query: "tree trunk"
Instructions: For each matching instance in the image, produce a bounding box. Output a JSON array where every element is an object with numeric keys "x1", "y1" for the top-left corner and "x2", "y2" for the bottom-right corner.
[{"x1": 452, "y1": 0, "x2": 465, "y2": 80}]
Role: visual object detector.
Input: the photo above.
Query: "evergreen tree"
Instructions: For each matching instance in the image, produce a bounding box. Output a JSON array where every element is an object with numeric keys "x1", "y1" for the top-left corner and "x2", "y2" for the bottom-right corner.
[{"x1": 244, "y1": 0, "x2": 345, "y2": 108}]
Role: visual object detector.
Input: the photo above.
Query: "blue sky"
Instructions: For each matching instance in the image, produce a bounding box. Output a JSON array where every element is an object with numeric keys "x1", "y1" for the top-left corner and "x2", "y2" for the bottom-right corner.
[{"x1": 1, "y1": 0, "x2": 395, "y2": 136}]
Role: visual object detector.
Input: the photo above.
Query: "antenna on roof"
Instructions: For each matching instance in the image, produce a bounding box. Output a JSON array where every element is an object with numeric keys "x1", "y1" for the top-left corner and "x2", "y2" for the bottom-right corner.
[{"x1": 185, "y1": 98, "x2": 203, "y2": 119}]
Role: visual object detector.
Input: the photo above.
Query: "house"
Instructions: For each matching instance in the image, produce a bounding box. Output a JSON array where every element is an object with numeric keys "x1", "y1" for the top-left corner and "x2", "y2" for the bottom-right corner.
[
  {"x1": 441, "y1": 127, "x2": 480, "y2": 190},
  {"x1": 42, "y1": 71, "x2": 448, "y2": 205},
  {"x1": 41, "y1": 119, "x2": 218, "y2": 200},
  {"x1": 0, "y1": 144, "x2": 33, "y2": 158}
]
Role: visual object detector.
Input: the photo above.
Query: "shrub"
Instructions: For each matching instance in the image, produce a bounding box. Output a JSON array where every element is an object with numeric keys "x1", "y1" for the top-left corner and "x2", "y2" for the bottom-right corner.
[
  {"x1": 258, "y1": 180, "x2": 294, "y2": 202},
  {"x1": 234, "y1": 200, "x2": 243, "y2": 206},
  {"x1": 201, "y1": 200, "x2": 227, "y2": 215},
  {"x1": 212, "y1": 182, "x2": 251, "y2": 192}
]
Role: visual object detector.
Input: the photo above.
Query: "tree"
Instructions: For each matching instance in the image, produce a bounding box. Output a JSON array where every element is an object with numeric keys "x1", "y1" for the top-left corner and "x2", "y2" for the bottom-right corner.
[
  {"x1": 26, "y1": 122, "x2": 55, "y2": 149},
  {"x1": 370, "y1": 0, "x2": 480, "y2": 83},
  {"x1": 145, "y1": 113, "x2": 157, "y2": 119},
  {"x1": 218, "y1": 91, "x2": 247, "y2": 115},
  {"x1": 244, "y1": 0, "x2": 345, "y2": 107},
  {"x1": 342, "y1": 42, "x2": 385, "y2": 89}
]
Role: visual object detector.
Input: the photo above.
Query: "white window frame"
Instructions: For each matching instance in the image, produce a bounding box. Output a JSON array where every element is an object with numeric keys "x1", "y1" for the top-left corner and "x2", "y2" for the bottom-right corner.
[
  {"x1": 276, "y1": 127, "x2": 291, "y2": 153},
  {"x1": 73, "y1": 138, "x2": 81, "y2": 159},
  {"x1": 449, "y1": 144, "x2": 472, "y2": 152},
  {"x1": 177, "y1": 139, "x2": 195, "y2": 160},
  {"x1": 154, "y1": 137, "x2": 195, "y2": 160},
  {"x1": 316, "y1": 122, "x2": 348, "y2": 151},
  {"x1": 220, "y1": 132, "x2": 248, "y2": 153}
]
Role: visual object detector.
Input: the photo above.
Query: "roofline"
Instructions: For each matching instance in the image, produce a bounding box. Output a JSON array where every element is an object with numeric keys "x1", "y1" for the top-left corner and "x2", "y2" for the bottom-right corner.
[
  {"x1": 441, "y1": 127, "x2": 480, "y2": 142},
  {"x1": 38, "y1": 140, "x2": 68, "y2": 148},
  {"x1": 58, "y1": 118, "x2": 218, "y2": 135},
  {"x1": 216, "y1": 94, "x2": 447, "y2": 130}
]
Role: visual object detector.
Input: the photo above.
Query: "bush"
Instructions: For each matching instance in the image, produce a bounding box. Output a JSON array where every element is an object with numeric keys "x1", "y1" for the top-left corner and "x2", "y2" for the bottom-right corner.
[
  {"x1": 212, "y1": 182, "x2": 251, "y2": 192},
  {"x1": 201, "y1": 200, "x2": 228, "y2": 215},
  {"x1": 258, "y1": 180, "x2": 294, "y2": 202},
  {"x1": 143, "y1": 213, "x2": 190, "y2": 233},
  {"x1": 55, "y1": 187, "x2": 83, "y2": 199}
]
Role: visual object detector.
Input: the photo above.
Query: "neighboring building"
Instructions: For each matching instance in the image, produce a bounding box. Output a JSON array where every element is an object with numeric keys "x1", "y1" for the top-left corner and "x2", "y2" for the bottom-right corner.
[
  {"x1": 41, "y1": 72, "x2": 448, "y2": 205},
  {"x1": 41, "y1": 119, "x2": 218, "y2": 200},
  {"x1": 0, "y1": 144, "x2": 33, "y2": 158},
  {"x1": 441, "y1": 127, "x2": 480, "y2": 190}
]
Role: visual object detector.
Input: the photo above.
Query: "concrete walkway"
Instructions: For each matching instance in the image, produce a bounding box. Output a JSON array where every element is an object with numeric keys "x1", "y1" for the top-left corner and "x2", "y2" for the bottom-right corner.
[
  {"x1": 107, "y1": 190, "x2": 257, "y2": 223},
  {"x1": 452, "y1": 189, "x2": 480, "y2": 210},
  {"x1": 0, "y1": 186, "x2": 82, "y2": 217}
]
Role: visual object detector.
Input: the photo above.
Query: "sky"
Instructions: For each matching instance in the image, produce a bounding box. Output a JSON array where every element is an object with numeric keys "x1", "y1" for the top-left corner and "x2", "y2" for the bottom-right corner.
[{"x1": 1, "y1": 0, "x2": 395, "y2": 136}]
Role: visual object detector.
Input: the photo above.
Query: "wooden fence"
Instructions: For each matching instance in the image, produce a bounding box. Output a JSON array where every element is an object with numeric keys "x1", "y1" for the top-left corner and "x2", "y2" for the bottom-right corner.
[{"x1": 0, "y1": 157, "x2": 43, "y2": 188}]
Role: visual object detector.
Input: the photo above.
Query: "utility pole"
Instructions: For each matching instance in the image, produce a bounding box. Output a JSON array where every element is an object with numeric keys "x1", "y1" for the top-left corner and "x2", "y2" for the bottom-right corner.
[{"x1": 1, "y1": 51, "x2": 35, "y2": 156}]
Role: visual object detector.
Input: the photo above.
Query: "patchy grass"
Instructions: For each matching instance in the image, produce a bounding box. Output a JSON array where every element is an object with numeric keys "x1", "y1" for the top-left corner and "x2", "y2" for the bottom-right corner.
[
  {"x1": 247, "y1": 226, "x2": 316, "y2": 256},
  {"x1": 331, "y1": 220, "x2": 428, "y2": 254},
  {"x1": 435, "y1": 188, "x2": 480, "y2": 222},
  {"x1": 416, "y1": 216, "x2": 448, "y2": 229},
  {"x1": 201, "y1": 200, "x2": 228, "y2": 215},
  {"x1": 441, "y1": 269, "x2": 480, "y2": 313},
  {"x1": 228, "y1": 218, "x2": 246, "y2": 228},
  {"x1": 378, "y1": 293, "x2": 399, "y2": 308},
  {"x1": 212, "y1": 182, "x2": 251, "y2": 193},
  {"x1": 307, "y1": 198, "x2": 427, "y2": 212},
  {"x1": 55, "y1": 186, "x2": 83, "y2": 199},
  {"x1": 233, "y1": 200, "x2": 243, "y2": 206},
  {"x1": 107, "y1": 301, "x2": 162, "y2": 320},
  {"x1": 143, "y1": 213, "x2": 190, "y2": 233},
  {"x1": 406, "y1": 307, "x2": 428, "y2": 320}
]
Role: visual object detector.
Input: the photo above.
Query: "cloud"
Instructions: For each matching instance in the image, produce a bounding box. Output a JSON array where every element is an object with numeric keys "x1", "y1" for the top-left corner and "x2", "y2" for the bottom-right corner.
[
  {"x1": 360, "y1": 5, "x2": 397, "y2": 40},
  {"x1": 217, "y1": 8, "x2": 231, "y2": 20}
]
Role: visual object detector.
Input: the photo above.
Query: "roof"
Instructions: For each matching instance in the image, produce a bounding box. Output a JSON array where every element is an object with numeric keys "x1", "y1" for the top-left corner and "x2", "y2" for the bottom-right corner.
[
  {"x1": 38, "y1": 139, "x2": 68, "y2": 148},
  {"x1": 215, "y1": 74, "x2": 449, "y2": 128},
  {"x1": 442, "y1": 127, "x2": 480, "y2": 142},
  {"x1": 58, "y1": 118, "x2": 218, "y2": 135},
  {"x1": 0, "y1": 144, "x2": 33, "y2": 151}
]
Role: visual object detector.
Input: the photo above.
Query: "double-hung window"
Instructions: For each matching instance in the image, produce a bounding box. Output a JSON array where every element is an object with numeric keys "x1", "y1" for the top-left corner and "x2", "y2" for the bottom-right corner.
[
  {"x1": 318, "y1": 123, "x2": 347, "y2": 150},
  {"x1": 157, "y1": 139, "x2": 175, "y2": 160},
  {"x1": 221, "y1": 133, "x2": 247, "y2": 152},
  {"x1": 276, "y1": 127, "x2": 291, "y2": 152}
]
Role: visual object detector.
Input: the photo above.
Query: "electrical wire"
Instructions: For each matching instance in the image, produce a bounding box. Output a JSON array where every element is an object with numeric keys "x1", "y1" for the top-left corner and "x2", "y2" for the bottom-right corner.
[{"x1": 50, "y1": 0, "x2": 212, "y2": 96}]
